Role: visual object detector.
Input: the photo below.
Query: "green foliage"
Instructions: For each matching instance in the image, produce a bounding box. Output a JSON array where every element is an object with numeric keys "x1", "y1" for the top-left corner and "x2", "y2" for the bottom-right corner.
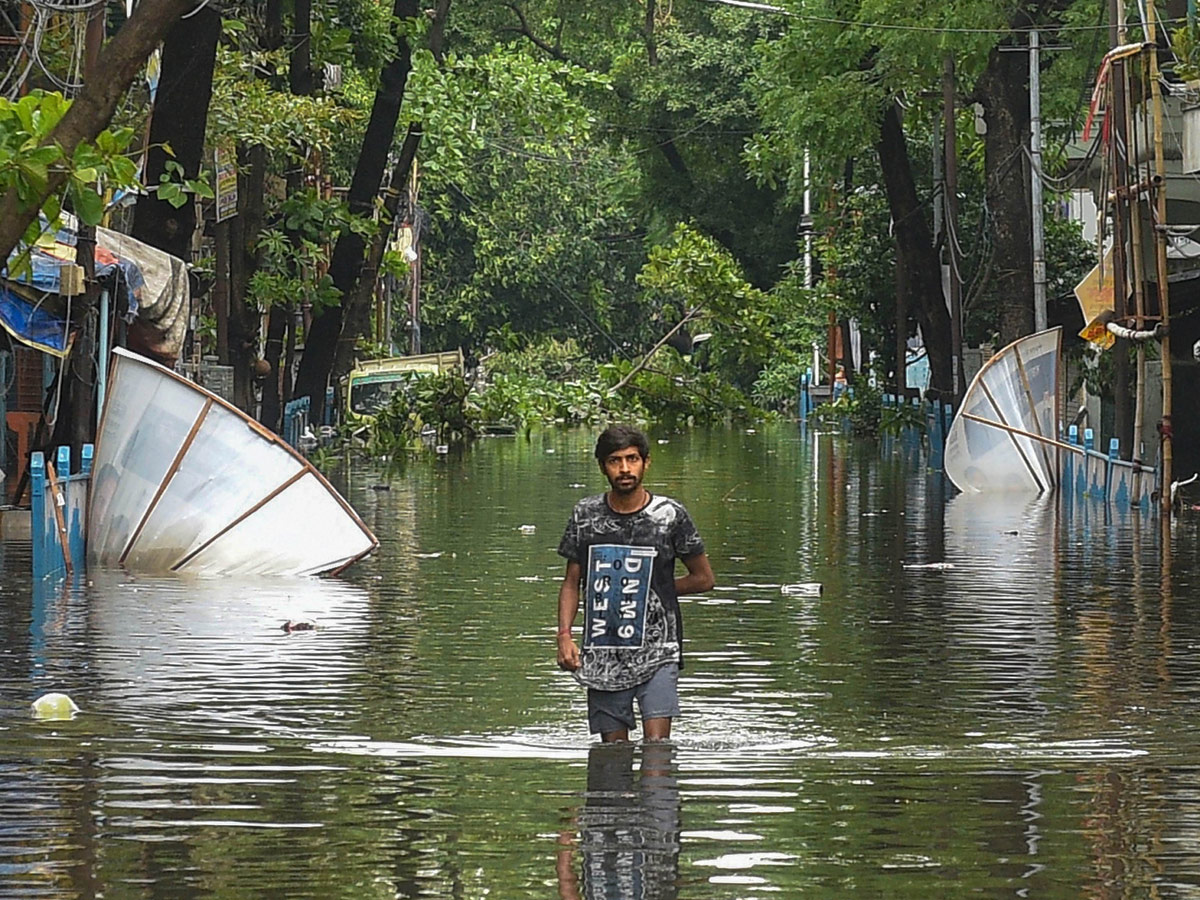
[
  {"x1": 751, "y1": 357, "x2": 807, "y2": 409},
  {"x1": 879, "y1": 397, "x2": 928, "y2": 438},
  {"x1": 208, "y1": 43, "x2": 362, "y2": 168},
  {"x1": 812, "y1": 180, "x2": 895, "y2": 348},
  {"x1": 603, "y1": 351, "x2": 760, "y2": 428},
  {"x1": 473, "y1": 338, "x2": 636, "y2": 431},
  {"x1": 0, "y1": 91, "x2": 138, "y2": 275},
  {"x1": 410, "y1": 44, "x2": 640, "y2": 357},
  {"x1": 154, "y1": 158, "x2": 215, "y2": 209},
  {"x1": 1170, "y1": 23, "x2": 1200, "y2": 82},
  {"x1": 249, "y1": 190, "x2": 375, "y2": 314},
  {"x1": 637, "y1": 223, "x2": 805, "y2": 394},
  {"x1": 364, "y1": 370, "x2": 478, "y2": 455},
  {"x1": 813, "y1": 386, "x2": 883, "y2": 437}
]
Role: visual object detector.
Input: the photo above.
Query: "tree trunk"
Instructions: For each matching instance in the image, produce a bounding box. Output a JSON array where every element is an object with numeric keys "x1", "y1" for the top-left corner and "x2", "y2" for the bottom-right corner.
[
  {"x1": 260, "y1": 303, "x2": 288, "y2": 432},
  {"x1": 331, "y1": 0, "x2": 453, "y2": 387},
  {"x1": 977, "y1": 42, "x2": 1034, "y2": 345},
  {"x1": 228, "y1": 144, "x2": 267, "y2": 414},
  {"x1": 290, "y1": 0, "x2": 313, "y2": 96},
  {"x1": 333, "y1": 123, "x2": 422, "y2": 383},
  {"x1": 876, "y1": 100, "x2": 954, "y2": 399},
  {"x1": 0, "y1": 0, "x2": 190, "y2": 264},
  {"x1": 129, "y1": 4, "x2": 220, "y2": 261},
  {"x1": 293, "y1": 0, "x2": 421, "y2": 422},
  {"x1": 261, "y1": 0, "x2": 316, "y2": 432}
]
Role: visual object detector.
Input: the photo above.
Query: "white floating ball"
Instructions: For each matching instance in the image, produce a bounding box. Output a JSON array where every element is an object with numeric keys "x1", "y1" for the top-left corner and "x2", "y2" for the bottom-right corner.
[{"x1": 31, "y1": 692, "x2": 80, "y2": 720}]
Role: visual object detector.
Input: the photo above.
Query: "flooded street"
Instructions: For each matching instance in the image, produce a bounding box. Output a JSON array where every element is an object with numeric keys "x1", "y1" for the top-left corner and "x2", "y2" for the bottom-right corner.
[{"x1": 3, "y1": 423, "x2": 1200, "y2": 897}]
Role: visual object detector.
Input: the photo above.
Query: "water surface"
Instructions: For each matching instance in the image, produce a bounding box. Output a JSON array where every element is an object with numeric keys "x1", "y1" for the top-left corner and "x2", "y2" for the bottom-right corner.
[{"x1": 2, "y1": 424, "x2": 1199, "y2": 897}]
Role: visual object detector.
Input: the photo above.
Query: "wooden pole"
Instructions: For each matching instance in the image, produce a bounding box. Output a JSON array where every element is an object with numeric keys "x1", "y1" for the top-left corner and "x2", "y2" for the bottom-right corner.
[
  {"x1": 1127, "y1": 49, "x2": 1149, "y2": 464},
  {"x1": 1109, "y1": 0, "x2": 1133, "y2": 459},
  {"x1": 1146, "y1": 4, "x2": 1174, "y2": 514}
]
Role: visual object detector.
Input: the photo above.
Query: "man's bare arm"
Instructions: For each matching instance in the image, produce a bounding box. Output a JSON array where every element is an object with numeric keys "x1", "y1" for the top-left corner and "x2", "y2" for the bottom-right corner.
[
  {"x1": 676, "y1": 552, "x2": 714, "y2": 596},
  {"x1": 557, "y1": 560, "x2": 583, "y2": 671}
]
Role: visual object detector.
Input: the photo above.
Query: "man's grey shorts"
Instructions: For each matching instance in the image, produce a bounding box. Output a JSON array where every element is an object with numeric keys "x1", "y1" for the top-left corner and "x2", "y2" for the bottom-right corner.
[{"x1": 587, "y1": 663, "x2": 681, "y2": 735}]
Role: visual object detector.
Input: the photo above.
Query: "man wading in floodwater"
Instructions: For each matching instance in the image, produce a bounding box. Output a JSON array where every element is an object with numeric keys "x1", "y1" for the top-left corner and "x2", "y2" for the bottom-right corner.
[{"x1": 556, "y1": 425, "x2": 715, "y2": 742}]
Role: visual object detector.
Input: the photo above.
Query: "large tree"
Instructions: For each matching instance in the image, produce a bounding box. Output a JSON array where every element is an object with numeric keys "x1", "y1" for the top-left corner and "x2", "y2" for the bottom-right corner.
[
  {"x1": 130, "y1": 6, "x2": 222, "y2": 262},
  {"x1": 0, "y1": 0, "x2": 197, "y2": 263},
  {"x1": 450, "y1": 1, "x2": 799, "y2": 290},
  {"x1": 292, "y1": 0, "x2": 422, "y2": 421}
]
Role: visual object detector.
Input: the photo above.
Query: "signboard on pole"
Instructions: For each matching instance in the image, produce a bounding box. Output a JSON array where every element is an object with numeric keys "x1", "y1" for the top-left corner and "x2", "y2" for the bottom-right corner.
[{"x1": 214, "y1": 147, "x2": 238, "y2": 223}]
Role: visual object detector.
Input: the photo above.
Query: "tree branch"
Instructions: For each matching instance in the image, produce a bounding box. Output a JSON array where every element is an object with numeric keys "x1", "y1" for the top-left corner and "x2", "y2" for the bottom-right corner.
[
  {"x1": 501, "y1": 2, "x2": 570, "y2": 62},
  {"x1": 609, "y1": 308, "x2": 701, "y2": 394},
  {"x1": 0, "y1": 0, "x2": 188, "y2": 265}
]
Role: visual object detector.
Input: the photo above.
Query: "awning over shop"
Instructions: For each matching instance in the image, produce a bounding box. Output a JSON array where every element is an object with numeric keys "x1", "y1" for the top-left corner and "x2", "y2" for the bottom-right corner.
[{"x1": 0, "y1": 216, "x2": 188, "y2": 363}]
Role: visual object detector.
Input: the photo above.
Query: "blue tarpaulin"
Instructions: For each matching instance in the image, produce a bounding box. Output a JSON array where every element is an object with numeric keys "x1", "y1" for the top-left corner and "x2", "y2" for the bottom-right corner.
[{"x1": 0, "y1": 286, "x2": 72, "y2": 356}]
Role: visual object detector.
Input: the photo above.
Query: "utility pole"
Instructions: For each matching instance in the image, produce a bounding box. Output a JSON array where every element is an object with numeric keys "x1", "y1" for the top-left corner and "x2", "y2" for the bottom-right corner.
[
  {"x1": 943, "y1": 54, "x2": 964, "y2": 399},
  {"x1": 409, "y1": 160, "x2": 421, "y2": 355},
  {"x1": 1030, "y1": 29, "x2": 1047, "y2": 332},
  {"x1": 803, "y1": 148, "x2": 825, "y2": 387}
]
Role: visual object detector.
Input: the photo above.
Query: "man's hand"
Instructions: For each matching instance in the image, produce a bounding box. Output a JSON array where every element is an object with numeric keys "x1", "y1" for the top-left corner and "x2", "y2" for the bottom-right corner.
[
  {"x1": 558, "y1": 560, "x2": 583, "y2": 671},
  {"x1": 557, "y1": 632, "x2": 581, "y2": 671}
]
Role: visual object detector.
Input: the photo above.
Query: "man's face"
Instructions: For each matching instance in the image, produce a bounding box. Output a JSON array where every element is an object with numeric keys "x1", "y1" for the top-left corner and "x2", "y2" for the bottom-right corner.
[{"x1": 600, "y1": 446, "x2": 648, "y2": 495}]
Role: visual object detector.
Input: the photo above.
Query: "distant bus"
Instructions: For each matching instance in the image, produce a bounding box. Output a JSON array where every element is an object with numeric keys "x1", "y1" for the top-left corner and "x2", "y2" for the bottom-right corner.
[{"x1": 344, "y1": 350, "x2": 464, "y2": 424}]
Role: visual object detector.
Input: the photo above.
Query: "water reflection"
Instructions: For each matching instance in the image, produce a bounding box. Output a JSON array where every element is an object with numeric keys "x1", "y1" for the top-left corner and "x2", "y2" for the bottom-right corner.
[
  {"x1": 81, "y1": 572, "x2": 372, "y2": 729},
  {"x1": 557, "y1": 742, "x2": 680, "y2": 900}
]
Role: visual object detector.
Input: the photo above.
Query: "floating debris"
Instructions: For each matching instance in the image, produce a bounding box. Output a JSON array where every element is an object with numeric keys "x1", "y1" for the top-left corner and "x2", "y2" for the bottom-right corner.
[
  {"x1": 902, "y1": 562, "x2": 955, "y2": 570},
  {"x1": 370, "y1": 484, "x2": 391, "y2": 491},
  {"x1": 31, "y1": 692, "x2": 79, "y2": 720},
  {"x1": 435, "y1": 444, "x2": 450, "y2": 454},
  {"x1": 780, "y1": 583, "x2": 823, "y2": 596},
  {"x1": 281, "y1": 619, "x2": 317, "y2": 632},
  {"x1": 518, "y1": 525, "x2": 537, "y2": 534},
  {"x1": 415, "y1": 552, "x2": 443, "y2": 559},
  {"x1": 545, "y1": 448, "x2": 556, "y2": 454}
]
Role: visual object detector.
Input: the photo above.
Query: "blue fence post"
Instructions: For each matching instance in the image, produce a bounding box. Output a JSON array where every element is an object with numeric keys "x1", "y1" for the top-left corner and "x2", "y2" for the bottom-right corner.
[
  {"x1": 799, "y1": 372, "x2": 809, "y2": 423},
  {"x1": 1084, "y1": 428, "x2": 1094, "y2": 453},
  {"x1": 81, "y1": 443, "x2": 94, "y2": 477},
  {"x1": 325, "y1": 386, "x2": 336, "y2": 426},
  {"x1": 30, "y1": 452, "x2": 53, "y2": 583},
  {"x1": 283, "y1": 396, "x2": 312, "y2": 449},
  {"x1": 1106, "y1": 437, "x2": 1120, "y2": 502},
  {"x1": 929, "y1": 399, "x2": 944, "y2": 472},
  {"x1": 56, "y1": 445, "x2": 70, "y2": 480},
  {"x1": 906, "y1": 397, "x2": 921, "y2": 451},
  {"x1": 1068, "y1": 424, "x2": 1078, "y2": 446}
]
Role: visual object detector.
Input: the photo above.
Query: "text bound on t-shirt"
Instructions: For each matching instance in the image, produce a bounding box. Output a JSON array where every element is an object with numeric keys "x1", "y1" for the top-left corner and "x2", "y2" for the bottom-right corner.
[{"x1": 583, "y1": 544, "x2": 658, "y2": 649}]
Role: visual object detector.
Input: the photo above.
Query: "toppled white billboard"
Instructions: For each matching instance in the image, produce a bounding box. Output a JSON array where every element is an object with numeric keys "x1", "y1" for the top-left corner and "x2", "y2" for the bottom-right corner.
[{"x1": 88, "y1": 348, "x2": 377, "y2": 576}]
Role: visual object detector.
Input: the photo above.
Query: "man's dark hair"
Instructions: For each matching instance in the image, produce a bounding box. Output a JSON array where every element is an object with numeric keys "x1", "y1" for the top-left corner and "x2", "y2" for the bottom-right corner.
[{"x1": 595, "y1": 424, "x2": 650, "y2": 462}]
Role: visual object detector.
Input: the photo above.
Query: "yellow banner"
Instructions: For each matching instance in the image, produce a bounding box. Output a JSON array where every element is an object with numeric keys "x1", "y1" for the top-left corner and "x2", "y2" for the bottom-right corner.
[{"x1": 1074, "y1": 248, "x2": 1117, "y2": 350}]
